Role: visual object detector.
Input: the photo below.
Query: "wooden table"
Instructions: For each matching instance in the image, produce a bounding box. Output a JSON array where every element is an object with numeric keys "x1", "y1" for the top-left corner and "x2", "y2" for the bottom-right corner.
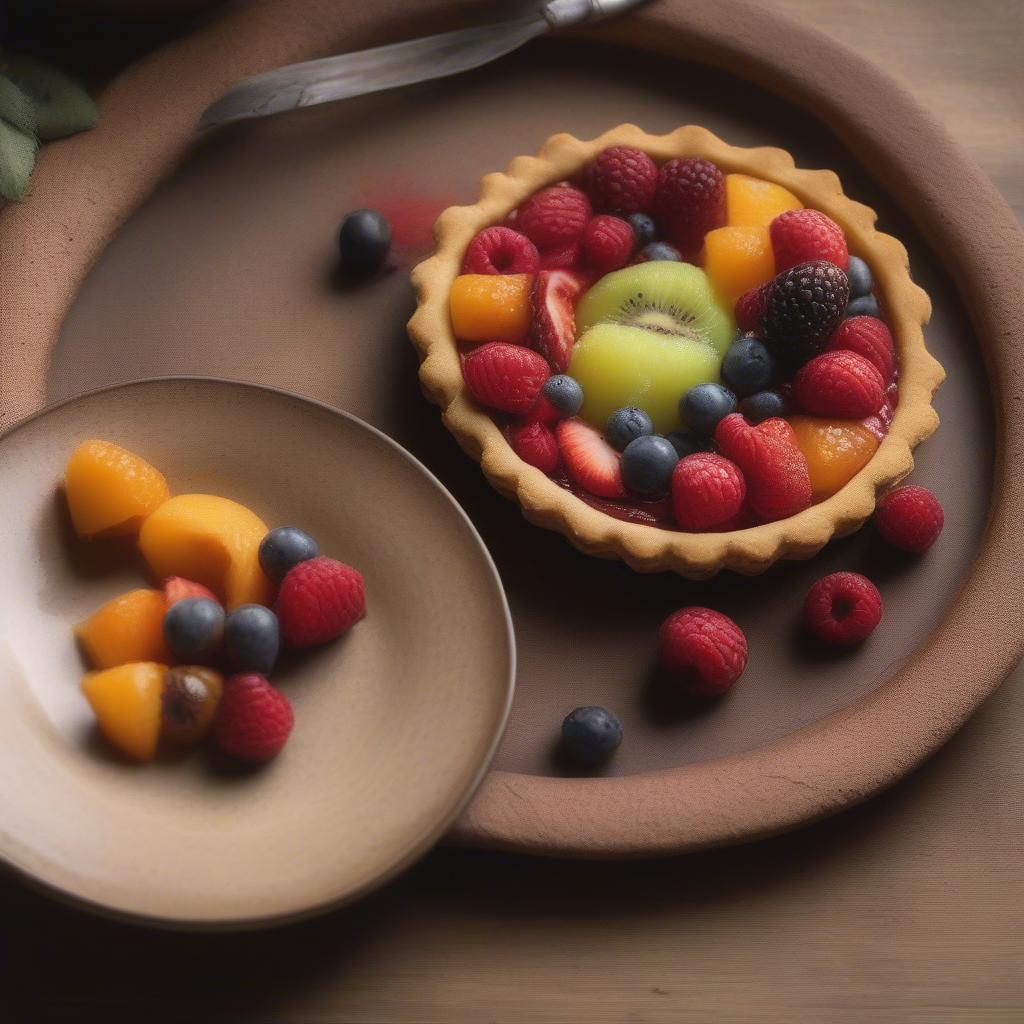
[{"x1": 3, "y1": 2, "x2": 1022, "y2": 1020}]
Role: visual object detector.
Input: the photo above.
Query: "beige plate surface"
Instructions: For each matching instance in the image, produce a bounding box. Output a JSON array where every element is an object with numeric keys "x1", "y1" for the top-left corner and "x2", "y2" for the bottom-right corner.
[{"x1": 0, "y1": 377, "x2": 514, "y2": 928}]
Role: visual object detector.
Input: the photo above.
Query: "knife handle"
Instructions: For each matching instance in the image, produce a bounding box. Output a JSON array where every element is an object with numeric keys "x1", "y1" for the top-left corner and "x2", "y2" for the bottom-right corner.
[{"x1": 543, "y1": 0, "x2": 649, "y2": 29}]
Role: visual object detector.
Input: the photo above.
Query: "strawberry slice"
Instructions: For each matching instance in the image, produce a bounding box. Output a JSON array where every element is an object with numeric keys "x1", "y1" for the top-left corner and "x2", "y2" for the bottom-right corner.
[
  {"x1": 164, "y1": 576, "x2": 219, "y2": 608},
  {"x1": 529, "y1": 270, "x2": 586, "y2": 372},
  {"x1": 556, "y1": 418, "x2": 626, "y2": 499}
]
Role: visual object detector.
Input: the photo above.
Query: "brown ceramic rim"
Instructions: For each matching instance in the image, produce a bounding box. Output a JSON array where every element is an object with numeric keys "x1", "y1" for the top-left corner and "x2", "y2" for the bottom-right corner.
[{"x1": 0, "y1": 0, "x2": 1021, "y2": 860}]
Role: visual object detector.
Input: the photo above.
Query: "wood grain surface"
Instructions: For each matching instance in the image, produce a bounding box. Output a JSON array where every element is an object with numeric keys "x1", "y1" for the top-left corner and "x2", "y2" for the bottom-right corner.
[{"x1": 2, "y1": 0, "x2": 1022, "y2": 1020}]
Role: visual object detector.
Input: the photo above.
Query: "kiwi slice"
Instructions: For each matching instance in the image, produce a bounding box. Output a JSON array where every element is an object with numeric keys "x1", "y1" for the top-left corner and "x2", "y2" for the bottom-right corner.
[
  {"x1": 576, "y1": 261, "x2": 734, "y2": 357},
  {"x1": 0, "y1": 53, "x2": 97, "y2": 140}
]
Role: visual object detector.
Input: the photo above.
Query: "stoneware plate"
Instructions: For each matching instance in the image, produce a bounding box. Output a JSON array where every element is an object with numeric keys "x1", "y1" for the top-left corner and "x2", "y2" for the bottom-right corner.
[{"x1": 0, "y1": 378, "x2": 514, "y2": 928}]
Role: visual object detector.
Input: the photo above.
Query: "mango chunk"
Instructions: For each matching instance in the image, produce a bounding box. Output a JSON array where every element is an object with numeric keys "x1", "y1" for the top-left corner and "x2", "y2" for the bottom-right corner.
[
  {"x1": 76, "y1": 588, "x2": 169, "y2": 669},
  {"x1": 703, "y1": 226, "x2": 775, "y2": 305},
  {"x1": 82, "y1": 662, "x2": 166, "y2": 761},
  {"x1": 725, "y1": 174, "x2": 803, "y2": 228},
  {"x1": 449, "y1": 273, "x2": 532, "y2": 343}
]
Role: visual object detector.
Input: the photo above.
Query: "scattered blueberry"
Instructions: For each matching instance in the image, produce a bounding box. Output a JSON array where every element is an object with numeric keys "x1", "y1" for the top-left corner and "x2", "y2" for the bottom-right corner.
[
  {"x1": 626, "y1": 212, "x2": 657, "y2": 248},
  {"x1": 225, "y1": 604, "x2": 280, "y2": 675},
  {"x1": 338, "y1": 208, "x2": 391, "y2": 276},
  {"x1": 665, "y1": 430, "x2": 710, "y2": 458},
  {"x1": 259, "y1": 526, "x2": 320, "y2": 582},
  {"x1": 621, "y1": 435, "x2": 679, "y2": 495},
  {"x1": 163, "y1": 597, "x2": 225, "y2": 663},
  {"x1": 606, "y1": 406, "x2": 654, "y2": 451},
  {"x1": 846, "y1": 255, "x2": 873, "y2": 298},
  {"x1": 639, "y1": 241, "x2": 682, "y2": 262},
  {"x1": 721, "y1": 336, "x2": 775, "y2": 397},
  {"x1": 542, "y1": 374, "x2": 584, "y2": 416},
  {"x1": 846, "y1": 294, "x2": 880, "y2": 318},
  {"x1": 681, "y1": 382, "x2": 737, "y2": 435},
  {"x1": 561, "y1": 705, "x2": 623, "y2": 764},
  {"x1": 740, "y1": 389, "x2": 788, "y2": 423}
]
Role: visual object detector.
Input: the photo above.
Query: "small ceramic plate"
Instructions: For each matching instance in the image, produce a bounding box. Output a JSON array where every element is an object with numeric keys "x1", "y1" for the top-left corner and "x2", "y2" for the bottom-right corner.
[{"x1": 0, "y1": 377, "x2": 514, "y2": 928}]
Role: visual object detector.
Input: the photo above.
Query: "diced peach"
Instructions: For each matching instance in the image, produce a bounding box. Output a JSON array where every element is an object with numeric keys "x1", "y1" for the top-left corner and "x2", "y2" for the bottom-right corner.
[
  {"x1": 75, "y1": 588, "x2": 170, "y2": 669},
  {"x1": 449, "y1": 273, "x2": 532, "y2": 343},
  {"x1": 725, "y1": 174, "x2": 803, "y2": 228},
  {"x1": 82, "y1": 662, "x2": 166, "y2": 761},
  {"x1": 137, "y1": 494, "x2": 273, "y2": 609},
  {"x1": 65, "y1": 440, "x2": 170, "y2": 540},
  {"x1": 789, "y1": 416, "x2": 880, "y2": 501},
  {"x1": 703, "y1": 226, "x2": 775, "y2": 305}
]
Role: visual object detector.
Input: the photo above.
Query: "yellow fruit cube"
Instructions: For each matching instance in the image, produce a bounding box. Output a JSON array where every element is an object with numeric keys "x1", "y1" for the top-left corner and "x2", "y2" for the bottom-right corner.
[
  {"x1": 76, "y1": 588, "x2": 169, "y2": 669},
  {"x1": 82, "y1": 662, "x2": 166, "y2": 762},
  {"x1": 725, "y1": 174, "x2": 803, "y2": 228},
  {"x1": 703, "y1": 226, "x2": 776, "y2": 305},
  {"x1": 449, "y1": 274, "x2": 532, "y2": 343}
]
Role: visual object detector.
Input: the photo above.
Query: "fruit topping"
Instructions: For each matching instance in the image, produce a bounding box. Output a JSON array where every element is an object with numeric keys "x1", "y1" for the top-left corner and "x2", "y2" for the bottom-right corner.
[
  {"x1": 561, "y1": 705, "x2": 623, "y2": 764},
  {"x1": 510, "y1": 420, "x2": 560, "y2": 474},
  {"x1": 762, "y1": 260, "x2": 851, "y2": 366},
  {"x1": 702, "y1": 225, "x2": 775, "y2": 304},
  {"x1": 788, "y1": 416, "x2": 879, "y2": 501},
  {"x1": 258, "y1": 526, "x2": 320, "y2": 582},
  {"x1": 76, "y1": 588, "x2": 170, "y2": 670},
  {"x1": 739, "y1": 389, "x2": 787, "y2": 423},
  {"x1": 556, "y1": 418, "x2": 626, "y2": 499},
  {"x1": 461, "y1": 226, "x2": 540, "y2": 275},
  {"x1": 720, "y1": 336, "x2": 775, "y2": 397},
  {"x1": 637, "y1": 241, "x2": 682, "y2": 262},
  {"x1": 847, "y1": 294, "x2": 881, "y2": 319},
  {"x1": 626, "y1": 212, "x2": 656, "y2": 247},
  {"x1": 214, "y1": 673, "x2": 294, "y2": 763},
  {"x1": 665, "y1": 430, "x2": 710, "y2": 458},
  {"x1": 658, "y1": 607, "x2": 748, "y2": 697},
  {"x1": 846, "y1": 254, "x2": 873, "y2": 298},
  {"x1": 826, "y1": 315, "x2": 896, "y2": 381},
  {"x1": 449, "y1": 273, "x2": 533, "y2": 343},
  {"x1": 802, "y1": 571, "x2": 882, "y2": 646},
  {"x1": 461, "y1": 341, "x2": 549, "y2": 413},
  {"x1": 724, "y1": 173, "x2": 802, "y2": 228},
  {"x1": 540, "y1": 373, "x2": 584, "y2": 417},
  {"x1": 225, "y1": 604, "x2": 281, "y2": 676},
  {"x1": 671, "y1": 452, "x2": 746, "y2": 531},
  {"x1": 516, "y1": 185, "x2": 591, "y2": 249},
  {"x1": 164, "y1": 576, "x2": 218, "y2": 607},
  {"x1": 528, "y1": 269, "x2": 586, "y2": 371},
  {"x1": 582, "y1": 145, "x2": 658, "y2": 215},
  {"x1": 163, "y1": 596, "x2": 225, "y2": 664},
  {"x1": 161, "y1": 666, "x2": 224, "y2": 747},
  {"x1": 276, "y1": 556, "x2": 366, "y2": 648},
  {"x1": 734, "y1": 282, "x2": 769, "y2": 333},
  {"x1": 874, "y1": 484, "x2": 944, "y2": 553},
  {"x1": 654, "y1": 157, "x2": 725, "y2": 258},
  {"x1": 81, "y1": 662, "x2": 166, "y2": 762},
  {"x1": 338, "y1": 208, "x2": 391, "y2": 277},
  {"x1": 769, "y1": 208, "x2": 849, "y2": 273},
  {"x1": 582, "y1": 214, "x2": 635, "y2": 274},
  {"x1": 538, "y1": 240, "x2": 583, "y2": 270},
  {"x1": 606, "y1": 406, "x2": 654, "y2": 451},
  {"x1": 792, "y1": 350, "x2": 885, "y2": 419},
  {"x1": 621, "y1": 435, "x2": 679, "y2": 496},
  {"x1": 681, "y1": 382, "x2": 737, "y2": 436}
]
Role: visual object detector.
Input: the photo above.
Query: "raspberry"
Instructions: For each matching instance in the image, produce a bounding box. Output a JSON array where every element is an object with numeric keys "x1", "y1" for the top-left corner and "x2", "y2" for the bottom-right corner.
[
  {"x1": 827, "y1": 316, "x2": 896, "y2": 381},
  {"x1": 769, "y1": 208, "x2": 849, "y2": 273},
  {"x1": 793, "y1": 350, "x2": 885, "y2": 419},
  {"x1": 516, "y1": 186, "x2": 591, "y2": 249},
  {"x1": 538, "y1": 240, "x2": 583, "y2": 270},
  {"x1": 874, "y1": 484, "x2": 944, "y2": 552},
  {"x1": 276, "y1": 556, "x2": 366, "y2": 648},
  {"x1": 802, "y1": 571, "x2": 882, "y2": 646},
  {"x1": 654, "y1": 158, "x2": 725, "y2": 257},
  {"x1": 671, "y1": 452, "x2": 746, "y2": 531},
  {"x1": 658, "y1": 607, "x2": 748, "y2": 697},
  {"x1": 734, "y1": 283, "x2": 769, "y2": 333},
  {"x1": 581, "y1": 146, "x2": 658, "y2": 215},
  {"x1": 461, "y1": 341, "x2": 550, "y2": 413},
  {"x1": 763, "y1": 260, "x2": 851, "y2": 366},
  {"x1": 510, "y1": 420, "x2": 559, "y2": 474},
  {"x1": 582, "y1": 215, "x2": 635, "y2": 274},
  {"x1": 214, "y1": 673, "x2": 294, "y2": 762},
  {"x1": 461, "y1": 226, "x2": 540, "y2": 275}
]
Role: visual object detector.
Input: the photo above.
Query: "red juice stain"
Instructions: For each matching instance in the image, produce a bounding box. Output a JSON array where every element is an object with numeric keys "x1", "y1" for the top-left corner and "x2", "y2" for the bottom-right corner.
[{"x1": 355, "y1": 182, "x2": 461, "y2": 263}]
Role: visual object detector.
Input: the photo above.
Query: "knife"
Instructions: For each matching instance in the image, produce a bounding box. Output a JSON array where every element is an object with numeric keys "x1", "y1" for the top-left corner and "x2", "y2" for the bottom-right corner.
[{"x1": 198, "y1": 0, "x2": 649, "y2": 130}]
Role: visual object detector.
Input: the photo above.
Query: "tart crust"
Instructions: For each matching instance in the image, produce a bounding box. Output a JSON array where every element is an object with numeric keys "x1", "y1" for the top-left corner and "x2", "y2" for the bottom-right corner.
[{"x1": 408, "y1": 125, "x2": 943, "y2": 577}]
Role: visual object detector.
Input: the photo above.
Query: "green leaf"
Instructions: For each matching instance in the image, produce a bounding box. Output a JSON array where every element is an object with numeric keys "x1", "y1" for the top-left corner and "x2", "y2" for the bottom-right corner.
[
  {"x1": 0, "y1": 117, "x2": 37, "y2": 200},
  {"x1": 0, "y1": 53, "x2": 97, "y2": 140},
  {"x1": 0, "y1": 74, "x2": 38, "y2": 137}
]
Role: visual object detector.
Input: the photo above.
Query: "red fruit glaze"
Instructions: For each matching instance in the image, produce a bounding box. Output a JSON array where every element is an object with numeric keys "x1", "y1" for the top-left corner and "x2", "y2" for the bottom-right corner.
[
  {"x1": 658, "y1": 607, "x2": 748, "y2": 697},
  {"x1": 529, "y1": 270, "x2": 586, "y2": 372},
  {"x1": 874, "y1": 484, "x2": 944, "y2": 553},
  {"x1": 654, "y1": 158, "x2": 725, "y2": 257},
  {"x1": 582, "y1": 146, "x2": 659, "y2": 215},
  {"x1": 734, "y1": 283, "x2": 769, "y2": 334},
  {"x1": 462, "y1": 342, "x2": 550, "y2": 414},
  {"x1": 461, "y1": 226, "x2": 540, "y2": 275},
  {"x1": 793, "y1": 350, "x2": 885, "y2": 419},
  {"x1": 526, "y1": 394, "x2": 564, "y2": 423},
  {"x1": 164, "y1": 576, "x2": 218, "y2": 607},
  {"x1": 510, "y1": 420, "x2": 560, "y2": 474},
  {"x1": 516, "y1": 186, "x2": 592, "y2": 249},
  {"x1": 214, "y1": 673, "x2": 294, "y2": 762},
  {"x1": 582, "y1": 215, "x2": 635, "y2": 274},
  {"x1": 769, "y1": 208, "x2": 849, "y2": 273},
  {"x1": 803, "y1": 571, "x2": 882, "y2": 646},
  {"x1": 827, "y1": 316, "x2": 896, "y2": 381},
  {"x1": 276, "y1": 556, "x2": 366, "y2": 648},
  {"x1": 538, "y1": 240, "x2": 584, "y2": 270},
  {"x1": 556, "y1": 418, "x2": 626, "y2": 499},
  {"x1": 671, "y1": 453, "x2": 746, "y2": 532}
]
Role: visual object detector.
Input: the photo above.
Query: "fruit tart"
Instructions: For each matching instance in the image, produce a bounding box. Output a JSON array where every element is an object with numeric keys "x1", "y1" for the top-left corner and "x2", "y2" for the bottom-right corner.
[{"x1": 408, "y1": 126, "x2": 943, "y2": 576}]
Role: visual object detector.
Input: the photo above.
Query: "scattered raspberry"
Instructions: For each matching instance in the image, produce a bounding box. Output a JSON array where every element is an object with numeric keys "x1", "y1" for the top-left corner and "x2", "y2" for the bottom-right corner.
[
  {"x1": 582, "y1": 215, "x2": 635, "y2": 274},
  {"x1": 538, "y1": 239, "x2": 584, "y2": 270},
  {"x1": 874, "y1": 484, "x2": 944, "y2": 552},
  {"x1": 715, "y1": 413, "x2": 812, "y2": 522},
  {"x1": 827, "y1": 316, "x2": 896, "y2": 381},
  {"x1": 802, "y1": 571, "x2": 882, "y2": 646},
  {"x1": 164, "y1": 576, "x2": 218, "y2": 607},
  {"x1": 461, "y1": 341, "x2": 550, "y2": 413},
  {"x1": 526, "y1": 394, "x2": 563, "y2": 423},
  {"x1": 671, "y1": 453, "x2": 746, "y2": 532},
  {"x1": 769, "y1": 208, "x2": 849, "y2": 273},
  {"x1": 658, "y1": 607, "x2": 748, "y2": 697},
  {"x1": 581, "y1": 146, "x2": 659, "y2": 215},
  {"x1": 529, "y1": 269, "x2": 586, "y2": 372},
  {"x1": 556, "y1": 418, "x2": 626, "y2": 499},
  {"x1": 734, "y1": 283, "x2": 769, "y2": 334},
  {"x1": 214, "y1": 673, "x2": 294, "y2": 762},
  {"x1": 516, "y1": 186, "x2": 592, "y2": 249},
  {"x1": 763, "y1": 260, "x2": 851, "y2": 366},
  {"x1": 461, "y1": 226, "x2": 540, "y2": 275},
  {"x1": 276, "y1": 556, "x2": 366, "y2": 648},
  {"x1": 510, "y1": 420, "x2": 559, "y2": 474},
  {"x1": 793, "y1": 350, "x2": 885, "y2": 419},
  {"x1": 654, "y1": 158, "x2": 725, "y2": 257}
]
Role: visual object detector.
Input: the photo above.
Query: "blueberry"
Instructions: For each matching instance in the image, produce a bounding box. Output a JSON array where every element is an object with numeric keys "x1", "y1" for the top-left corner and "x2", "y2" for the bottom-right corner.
[
  {"x1": 225, "y1": 604, "x2": 280, "y2": 675},
  {"x1": 606, "y1": 406, "x2": 654, "y2": 451},
  {"x1": 561, "y1": 706, "x2": 623, "y2": 764},
  {"x1": 846, "y1": 255, "x2": 873, "y2": 298},
  {"x1": 721, "y1": 337, "x2": 775, "y2": 397},
  {"x1": 542, "y1": 374, "x2": 584, "y2": 416},
  {"x1": 640, "y1": 241, "x2": 682, "y2": 262},
  {"x1": 665, "y1": 430, "x2": 710, "y2": 458},
  {"x1": 621, "y1": 435, "x2": 679, "y2": 495},
  {"x1": 626, "y1": 212, "x2": 657, "y2": 248},
  {"x1": 163, "y1": 597, "x2": 225, "y2": 663},
  {"x1": 846, "y1": 294, "x2": 880, "y2": 318},
  {"x1": 259, "y1": 526, "x2": 319, "y2": 582},
  {"x1": 681, "y1": 382, "x2": 737, "y2": 435},
  {"x1": 740, "y1": 390, "x2": 787, "y2": 423},
  {"x1": 338, "y1": 208, "x2": 391, "y2": 275}
]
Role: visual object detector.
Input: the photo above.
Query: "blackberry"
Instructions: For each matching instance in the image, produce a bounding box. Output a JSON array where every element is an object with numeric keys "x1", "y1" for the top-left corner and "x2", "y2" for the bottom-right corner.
[{"x1": 763, "y1": 260, "x2": 850, "y2": 367}]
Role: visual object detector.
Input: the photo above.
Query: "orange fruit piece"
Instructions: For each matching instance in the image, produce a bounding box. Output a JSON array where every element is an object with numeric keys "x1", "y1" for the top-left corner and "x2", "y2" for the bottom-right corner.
[
  {"x1": 702, "y1": 226, "x2": 775, "y2": 305},
  {"x1": 75, "y1": 588, "x2": 170, "y2": 669},
  {"x1": 725, "y1": 174, "x2": 803, "y2": 228},
  {"x1": 82, "y1": 662, "x2": 167, "y2": 761},
  {"x1": 137, "y1": 494, "x2": 273, "y2": 609},
  {"x1": 789, "y1": 416, "x2": 880, "y2": 501},
  {"x1": 449, "y1": 273, "x2": 532, "y2": 343},
  {"x1": 65, "y1": 440, "x2": 170, "y2": 540}
]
